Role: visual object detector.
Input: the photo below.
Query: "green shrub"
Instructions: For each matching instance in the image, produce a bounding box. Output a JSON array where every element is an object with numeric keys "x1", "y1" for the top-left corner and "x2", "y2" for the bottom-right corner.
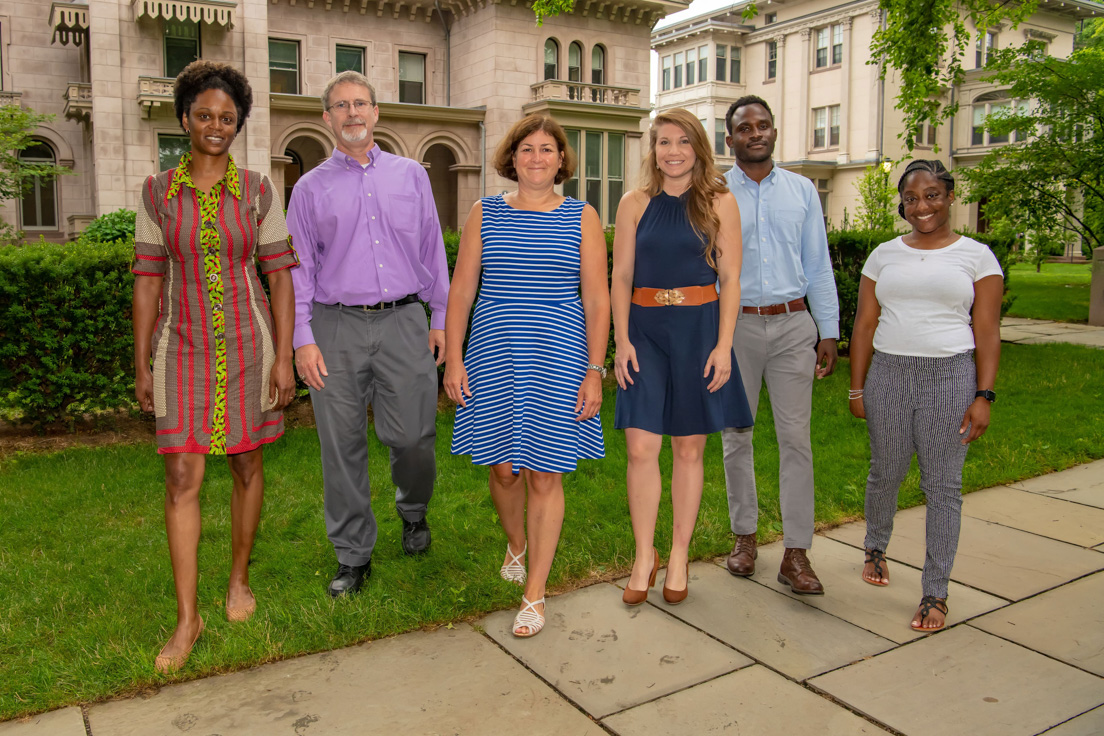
[
  {"x1": 0, "y1": 239, "x2": 135, "y2": 428},
  {"x1": 828, "y1": 228, "x2": 900, "y2": 347},
  {"x1": 79, "y1": 209, "x2": 137, "y2": 244}
]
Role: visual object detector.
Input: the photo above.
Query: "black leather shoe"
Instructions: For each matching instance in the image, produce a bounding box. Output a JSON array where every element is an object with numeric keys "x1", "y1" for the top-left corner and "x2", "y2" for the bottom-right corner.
[
  {"x1": 328, "y1": 561, "x2": 371, "y2": 598},
  {"x1": 401, "y1": 515, "x2": 431, "y2": 555}
]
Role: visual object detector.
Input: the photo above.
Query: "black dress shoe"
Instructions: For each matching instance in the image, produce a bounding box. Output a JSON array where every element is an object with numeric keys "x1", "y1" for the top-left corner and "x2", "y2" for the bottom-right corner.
[
  {"x1": 401, "y1": 516, "x2": 431, "y2": 555},
  {"x1": 328, "y1": 561, "x2": 371, "y2": 598}
]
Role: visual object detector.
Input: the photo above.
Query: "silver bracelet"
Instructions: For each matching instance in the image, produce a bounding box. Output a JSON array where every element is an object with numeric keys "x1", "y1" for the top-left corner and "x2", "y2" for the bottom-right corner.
[{"x1": 848, "y1": 389, "x2": 864, "y2": 399}]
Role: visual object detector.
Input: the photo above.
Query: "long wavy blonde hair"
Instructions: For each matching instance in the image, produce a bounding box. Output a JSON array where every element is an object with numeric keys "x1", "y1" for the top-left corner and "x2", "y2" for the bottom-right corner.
[{"x1": 641, "y1": 108, "x2": 728, "y2": 270}]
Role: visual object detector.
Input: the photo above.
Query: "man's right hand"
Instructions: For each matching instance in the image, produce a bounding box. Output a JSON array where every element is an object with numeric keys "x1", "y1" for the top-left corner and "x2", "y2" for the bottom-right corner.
[{"x1": 295, "y1": 344, "x2": 328, "y2": 390}]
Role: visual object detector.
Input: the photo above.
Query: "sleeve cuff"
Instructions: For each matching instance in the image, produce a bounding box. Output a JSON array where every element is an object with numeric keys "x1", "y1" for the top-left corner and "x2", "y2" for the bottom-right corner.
[
  {"x1": 429, "y1": 311, "x2": 445, "y2": 331},
  {"x1": 814, "y1": 319, "x2": 840, "y2": 341},
  {"x1": 292, "y1": 324, "x2": 316, "y2": 351}
]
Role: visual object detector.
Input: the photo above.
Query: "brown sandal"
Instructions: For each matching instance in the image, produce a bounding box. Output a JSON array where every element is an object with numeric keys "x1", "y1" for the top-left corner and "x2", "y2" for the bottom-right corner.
[
  {"x1": 910, "y1": 596, "x2": 948, "y2": 631},
  {"x1": 862, "y1": 548, "x2": 889, "y2": 586}
]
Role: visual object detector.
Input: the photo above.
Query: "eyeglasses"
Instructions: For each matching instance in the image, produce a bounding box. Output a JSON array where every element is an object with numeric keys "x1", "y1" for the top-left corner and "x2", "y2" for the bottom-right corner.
[{"x1": 327, "y1": 99, "x2": 374, "y2": 114}]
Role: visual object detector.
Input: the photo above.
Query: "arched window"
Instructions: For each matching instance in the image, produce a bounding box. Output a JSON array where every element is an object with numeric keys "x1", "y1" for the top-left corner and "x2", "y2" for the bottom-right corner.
[
  {"x1": 19, "y1": 142, "x2": 58, "y2": 230},
  {"x1": 568, "y1": 42, "x2": 583, "y2": 82},
  {"x1": 591, "y1": 45, "x2": 605, "y2": 86},
  {"x1": 543, "y1": 39, "x2": 559, "y2": 81}
]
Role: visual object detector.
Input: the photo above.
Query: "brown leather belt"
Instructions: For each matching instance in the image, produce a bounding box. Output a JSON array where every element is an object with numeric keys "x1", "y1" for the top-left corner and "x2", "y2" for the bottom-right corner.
[
  {"x1": 742, "y1": 298, "x2": 807, "y2": 316},
  {"x1": 632, "y1": 285, "x2": 718, "y2": 307}
]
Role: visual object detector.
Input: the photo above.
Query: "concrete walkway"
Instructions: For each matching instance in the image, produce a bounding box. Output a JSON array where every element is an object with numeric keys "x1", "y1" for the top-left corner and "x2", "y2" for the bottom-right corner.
[
  {"x1": 4, "y1": 461, "x2": 1104, "y2": 736},
  {"x1": 1001, "y1": 317, "x2": 1104, "y2": 348}
]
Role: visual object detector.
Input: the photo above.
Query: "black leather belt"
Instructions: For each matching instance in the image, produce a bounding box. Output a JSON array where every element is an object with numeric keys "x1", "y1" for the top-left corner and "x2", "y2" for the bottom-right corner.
[{"x1": 330, "y1": 294, "x2": 419, "y2": 311}]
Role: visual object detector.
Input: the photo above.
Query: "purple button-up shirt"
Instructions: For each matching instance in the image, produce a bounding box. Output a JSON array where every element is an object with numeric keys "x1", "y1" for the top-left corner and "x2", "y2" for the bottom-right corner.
[{"x1": 287, "y1": 145, "x2": 450, "y2": 349}]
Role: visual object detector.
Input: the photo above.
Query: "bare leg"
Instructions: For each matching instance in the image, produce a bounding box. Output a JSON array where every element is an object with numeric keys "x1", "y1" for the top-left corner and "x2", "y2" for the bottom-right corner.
[
  {"x1": 159, "y1": 453, "x2": 206, "y2": 662},
  {"x1": 625, "y1": 428, "x2": 663, "y2": 590},
  {"x1": 516, "y1": 469, "x2": 565, "y2": 634},
  {"x1": 666, "y1": 434, "x2": 706, "y2": 592},
  {"x1": 226, "y1": 447, "x2": 264, "y2": 611},
  {"x1": 488, "y1": 463, "x2": 526, "y2": 569}
]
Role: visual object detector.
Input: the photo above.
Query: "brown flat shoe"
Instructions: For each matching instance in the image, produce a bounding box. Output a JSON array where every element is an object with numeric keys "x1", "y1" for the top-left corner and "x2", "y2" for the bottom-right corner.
[
  {"x1": 226, "y1": 589, "x2": 256, "y2": 622},
  {"x1": 662, "y1": 562, "x2": 689, "y2": 605},
  {"x1": 623, "y1": 546, "x2": 659, "y2": 606},
  {"x1": 155, "y1": 616, "x2": 205, "y2": 674},
  {"x1": 726, "y1": 534, "x2": 757, "y2": 577},
  {"x1": 777, "y1": 548, "x2": 824, "y2": 595}
]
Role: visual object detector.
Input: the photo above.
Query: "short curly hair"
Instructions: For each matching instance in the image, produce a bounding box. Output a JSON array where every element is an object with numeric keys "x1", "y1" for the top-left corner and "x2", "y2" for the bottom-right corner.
[
  {"x1": 174, "y1": 60, "x2": 253, "y2": 133},
  {"x1": 492, "y1": 115, "x2": 576, "y2": 184}
]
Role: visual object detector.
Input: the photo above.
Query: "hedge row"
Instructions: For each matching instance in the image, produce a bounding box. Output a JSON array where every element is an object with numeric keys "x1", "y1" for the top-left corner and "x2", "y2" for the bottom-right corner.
[{"x1": 0, "y1": 227, "x2": 1013, "y2": 429}]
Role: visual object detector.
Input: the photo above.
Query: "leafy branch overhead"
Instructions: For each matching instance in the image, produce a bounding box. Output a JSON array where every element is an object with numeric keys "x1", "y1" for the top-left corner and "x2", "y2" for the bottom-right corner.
[{"x1": 0, "y1": 105, "x2": 71, "y2": 206}]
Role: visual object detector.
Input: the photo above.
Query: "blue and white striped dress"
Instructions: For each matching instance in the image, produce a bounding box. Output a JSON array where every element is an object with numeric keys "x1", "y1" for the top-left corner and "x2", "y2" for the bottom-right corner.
[{"x1": 450, "y1": 195, "x2": 605, "y2": 474}]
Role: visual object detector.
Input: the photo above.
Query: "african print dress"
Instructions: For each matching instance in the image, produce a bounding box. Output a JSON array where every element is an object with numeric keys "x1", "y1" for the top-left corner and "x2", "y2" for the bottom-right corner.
[{"x1": 132, "y1": 154, "x2": 299, "y2": 455}]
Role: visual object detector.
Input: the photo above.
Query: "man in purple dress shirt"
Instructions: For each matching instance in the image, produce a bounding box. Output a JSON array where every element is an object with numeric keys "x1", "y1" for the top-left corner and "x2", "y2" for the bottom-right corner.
[{"x1": 287, "y1": 71, "x2": 450, "y2": 597}]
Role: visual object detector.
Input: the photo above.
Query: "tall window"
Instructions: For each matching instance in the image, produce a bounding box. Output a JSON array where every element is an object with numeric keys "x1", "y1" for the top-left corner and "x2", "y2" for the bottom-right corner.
[
  {"x1": 730, "y1": 46, "x2": 741, "y2": 83},
  {"x1": 686, "y1": 47, "x2": 696, "y2": 85},
  {"x1": 767, "y1": 41, "x2": 778, "y2": 79},
  {"x1": 164, "y1": 20, "x2": 200, "y2": 78},
  {"x1": 815, "y1": 28, "x2": 830, "y2": 68},
  {"x1": 716, "y1": 45, "x2": 727, "y2": 83},
  {"x1": 813, "y1": 105, "x2": 840, "y2": 148},
  {"x1": 832, "y1": 24, "x2": 844, "y2": 64},
  {"x1": 544, "y1": 39, "x2": 558, "y2": 80},
  {"x1": 592, "y1": 46, "x2": 605, "y2": 85},
  {"x1": 563, "y1": 129, "x2": 624, "y2": 224},
  {"x1": 585, "y1": 131, "x2": 602, "y2": 213},
  {"x1": 816, "y1": 25, "x2": 843, "y2": 68},
  {"x1": 976, "y1": 30, "x2": 997, "y2": 68},
  {"x1": 607, "y1": 133, "x2": 624, "y2": 225},
  {"x1": 673, "y1": 51, "x2": 684, "y2": 88},
  {"x1": 971, "y1": 92, "x2": 1023, "y2": 146},
  {"x1": 398, "y1": 52, "x2": 426, "y2": 103},
  {"x1": 715, "y1": 119, "x2": 727, "y2": 156},
  {"x1": 661, "y1": 55, "x2": 672, "y2": 91},
  {"x1": 269, "y1": 39, "x2": 299, "y2": 94},
  {"x1": 19, "y1": 142, "x2": 58, "y2": 230},
  {"x1": 568, "y1": 42, "x2": 583, "y2": 82},
  {"x1": 336, "y1": 44, "x2": 365, "y2": 74},
  {"x1": 698, "y1": 45, "x2": 708, "y2": 83},
  {"x1": 158, "y1": 134, "x2": 190, "y2": 171}
]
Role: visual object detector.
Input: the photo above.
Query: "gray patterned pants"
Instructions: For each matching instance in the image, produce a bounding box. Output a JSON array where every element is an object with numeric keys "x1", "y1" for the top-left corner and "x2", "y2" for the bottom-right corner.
[{"x1": 862, "y1": 351, "x2": 976, "y2": 599}]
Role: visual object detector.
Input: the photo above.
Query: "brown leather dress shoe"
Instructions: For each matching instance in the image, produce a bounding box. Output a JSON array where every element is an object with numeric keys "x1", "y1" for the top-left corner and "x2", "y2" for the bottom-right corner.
[
  {"x1": 777, "y1": 548, "x2": 824, "y2": 595},
  {"x1": 726, "y1": 534, "x2": 757, "y2": 577}
]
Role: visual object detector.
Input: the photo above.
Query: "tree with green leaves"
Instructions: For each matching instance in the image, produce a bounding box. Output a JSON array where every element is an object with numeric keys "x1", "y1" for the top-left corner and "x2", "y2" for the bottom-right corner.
[
  {"x1": 0, "y1": 105, "x2": 70, "y2": 238},
  {"x1": 854, "y1": 163, "x2": 897, "y2": 231},
  {"x1": 959, "y1": 44, "x2": 1104, "y2": 255}
]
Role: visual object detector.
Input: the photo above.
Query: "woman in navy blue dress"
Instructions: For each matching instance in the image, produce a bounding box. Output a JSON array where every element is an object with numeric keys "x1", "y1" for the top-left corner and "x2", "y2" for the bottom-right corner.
[
  {"x1": 445, "y1": 115, "x2": 610, "y2": 637},
  {"x1": 612, "y1": 108, "x2": 753, "y2": 605}
]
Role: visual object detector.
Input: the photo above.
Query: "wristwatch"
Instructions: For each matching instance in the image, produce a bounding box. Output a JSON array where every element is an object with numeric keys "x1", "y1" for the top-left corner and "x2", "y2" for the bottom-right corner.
[
  {"x1": 587, "y1": 363, "x2": 608, "y2": 379},
  {"x1": 975, "y1": 389, "x2": 997, "y2": 403}
]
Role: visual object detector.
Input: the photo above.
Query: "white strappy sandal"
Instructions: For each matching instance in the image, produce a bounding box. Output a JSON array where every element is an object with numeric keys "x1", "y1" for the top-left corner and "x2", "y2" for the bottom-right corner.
[
  {"x1": 500, "y1": 542, "x2": 527, "y2": 584},
  {"x1": 512, "y1": 596, "x2": 545, "y2": 638}
]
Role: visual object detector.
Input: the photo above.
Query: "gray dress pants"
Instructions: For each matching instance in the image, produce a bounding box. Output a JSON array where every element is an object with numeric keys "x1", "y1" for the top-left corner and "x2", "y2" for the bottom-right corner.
[
  {"x1": 721, "y1": 311, "x2": 818, "y2": 550},
  {"x1": 309, "y1": 301, "x2": 438, "y2": 567}
]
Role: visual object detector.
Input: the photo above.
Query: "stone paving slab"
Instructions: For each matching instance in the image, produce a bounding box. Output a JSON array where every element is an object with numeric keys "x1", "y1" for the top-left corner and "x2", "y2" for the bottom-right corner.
[
  {"x1": 809, "y1": 626, "x2": 1104, "y2": 736},
  {"x1": 1000, "y1": 317, "x2": 1049, "y2": 326},
  {"x1": 1015, "y1": 333, "x2": 1104, "y2": 347},
  {"x1": 480, "y1": 582, "x2": 751, "y2": 719},
  {"x1": 0, "y1": 708, "x2": 85, "y2": 736},
  {"x1": 639, "y1": 562, "x2": 896, "y2": 681},
  {"x1": 961, "y1": 486, "x2": 1104, "y2": 547},
  {"x1": 1042, "y1": 705, "x2": 1104, "y2": 735},
  {"x1": 87, "y1": 626, "x2": 605, "y2": 736},
  {"x1": 971, "y1": 571, "x2": 1104, "y2": 676},
  {"x1": 824, "y1": 507, "x2": 1104, "y2": 600},
  {"x1": 602, "y1": 665, "x2": 889, "y2": 735},
  {"x1": 1008, "y1": 460, "x2": 1104, "y2": 509},
  {"x1": 739, "y1": 537, "x2": 1007, "y2": 643}
]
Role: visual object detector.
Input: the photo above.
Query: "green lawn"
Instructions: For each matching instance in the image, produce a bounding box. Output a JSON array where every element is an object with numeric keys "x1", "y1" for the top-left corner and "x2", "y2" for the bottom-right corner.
[
  {"x1": 2, "y1": 342, "x2": 1103, "y2": 720},
  {"x1": 1006, "y1": 262, "x2": 1092, "y2": 323}
]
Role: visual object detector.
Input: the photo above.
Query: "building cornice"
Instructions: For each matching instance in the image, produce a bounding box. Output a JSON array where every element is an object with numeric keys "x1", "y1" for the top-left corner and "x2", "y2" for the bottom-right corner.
[
  {"x1": 132, "y1": 0, "x2": 237, "y2": 27},
  {"x1": 270, "y1": 93, "x2": 487, "y2": 124}
]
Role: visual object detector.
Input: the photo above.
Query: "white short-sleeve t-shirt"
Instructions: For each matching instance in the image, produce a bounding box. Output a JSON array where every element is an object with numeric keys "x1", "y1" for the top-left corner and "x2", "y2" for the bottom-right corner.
[{"x1": 861, "y1": 235, "x2": 1003, "y2": 358}]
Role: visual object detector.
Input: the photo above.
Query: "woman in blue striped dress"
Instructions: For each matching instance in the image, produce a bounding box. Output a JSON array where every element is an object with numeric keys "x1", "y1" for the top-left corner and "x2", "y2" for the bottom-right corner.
[{"x1": 445, "y1": 114, "x2": 610, "y2": 638}]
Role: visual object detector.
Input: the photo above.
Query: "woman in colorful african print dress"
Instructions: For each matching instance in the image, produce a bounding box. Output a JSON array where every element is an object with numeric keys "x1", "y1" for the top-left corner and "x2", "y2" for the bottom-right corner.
[{"x1": 131, "y1": 61, "x2": 298, "y2": 673}]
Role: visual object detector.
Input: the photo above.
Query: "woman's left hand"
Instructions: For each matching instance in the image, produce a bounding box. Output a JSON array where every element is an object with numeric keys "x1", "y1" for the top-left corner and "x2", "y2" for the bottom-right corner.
[
  {"x1": 704, "y1": 345, "x2": 732, "y2": 393},
  {"x1": 959, "y1": 398, "x2": 991, "y2": 444},
  {"x1": 270, "y1": 357, "x2": 296, "y2": 411},
  {"x1": 575, "y1": 370, "x2": 603, "y2": 421}
]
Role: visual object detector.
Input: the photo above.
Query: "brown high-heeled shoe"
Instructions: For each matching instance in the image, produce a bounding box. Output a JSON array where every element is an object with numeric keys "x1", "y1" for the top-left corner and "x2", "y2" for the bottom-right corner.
[
  {"x1": 662, "y1": 562, "x2": 689, "y2": 605},
  {"x1": 622, "y1": 546, "x2": 659, "y2": 606},
  {"x1": 154, "y1": 616, "x2": 205, "y2": 674}
]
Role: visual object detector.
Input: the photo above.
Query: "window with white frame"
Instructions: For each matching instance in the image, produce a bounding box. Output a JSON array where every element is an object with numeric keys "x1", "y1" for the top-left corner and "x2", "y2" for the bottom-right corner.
[
  {"x1": 767, "y1": 41, "x2": 778, "y2": 79},
  {"x1": 815, "y1": 25, "x2": 843, "y2": 68},
  {"x1": 765, "y1": 12, "x2": 777, "y2": 24},
  {"x1": 832, "y1": 24, "x2": 843, "y2": 64},
  {"x1": 19, "y1": 141, "x2": 58, "y2": 230},
  {"x1": 716, "y1": 45, "x2": 727, "y2": 83},
  {"x1": 730, "y1": 46, "x2": 741, "y2": 83},
  {"x1": 399, "y1": 52, "x2": 425, "y2": 103},
  {"x1": 976, "y1": 30, "x2": 997, "y2": 68},
  {"x1": 563, "y1": 129, "x2": 624, "y2": 225},
  {"x1": 269, "y1": 39, "x2": 299, "y2": 94},
  {"x1": 812, "y1": 105, "x2": 840, "y2": 148},
  {"x1": 662, "y1": 55, "x2": 672, "y2": 91},
  {"x1": 715, "y1": 119, "x2": 727, "y2": 156},
  {"x1": 971, "y1": 92, "x2": 1026, "y2": 146},
  {"x1": 673, "y1": 51, "x2": 684, "y2": 88},
  {"x1": 568, "y1": 42, "x2": 582, "y2": 82},
  {"x1": 544, "y1": 39, "x2": 559, "y2": 80},
  {"x1": 698, "y1": 45, "x2": 708, "y2": 83},
  {"x1": 164, "y1": 20, "x2": 200, "y2": 78},
  {"x1": 913, "y1": 123, "x2": 938, "y2": 148},
  {"x1": 686, "y1": 47, "x2": 697, "y2": 85},
  {"x1": 592, "y1": 46, "x2": 605, "y2": 85}
]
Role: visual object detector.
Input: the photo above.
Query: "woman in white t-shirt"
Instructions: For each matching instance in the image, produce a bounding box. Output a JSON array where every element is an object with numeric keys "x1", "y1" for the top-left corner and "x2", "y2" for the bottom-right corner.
[{"x1": 849, "y1": 159, "x2": 1003, "y2": 632}]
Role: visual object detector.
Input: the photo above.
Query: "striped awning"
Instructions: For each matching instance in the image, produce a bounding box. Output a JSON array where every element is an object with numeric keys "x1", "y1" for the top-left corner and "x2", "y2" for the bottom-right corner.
[{"x1": 132, "y1": 0, "x2": 236, "y2": 27}]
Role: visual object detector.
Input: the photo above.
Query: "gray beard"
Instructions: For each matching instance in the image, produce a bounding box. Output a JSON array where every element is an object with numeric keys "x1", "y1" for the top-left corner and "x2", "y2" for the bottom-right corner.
[{"x1": 341, "y1": 125, "x2": 368, "y2": 143}]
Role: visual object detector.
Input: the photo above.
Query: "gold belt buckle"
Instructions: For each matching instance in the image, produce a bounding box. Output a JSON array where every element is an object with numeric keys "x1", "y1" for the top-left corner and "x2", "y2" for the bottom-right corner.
[{"x1": 654, "y1": 288, "x2": 686, "y2": 306}]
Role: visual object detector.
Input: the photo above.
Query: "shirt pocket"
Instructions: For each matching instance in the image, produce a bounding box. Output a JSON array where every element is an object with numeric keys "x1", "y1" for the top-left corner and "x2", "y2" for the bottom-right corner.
[
  {"x1": 771, "y1": 207, "x2": 806, "y2": 244},
  {"x1": 387, "y1": 193, "x2": 420, "y2": 238}
]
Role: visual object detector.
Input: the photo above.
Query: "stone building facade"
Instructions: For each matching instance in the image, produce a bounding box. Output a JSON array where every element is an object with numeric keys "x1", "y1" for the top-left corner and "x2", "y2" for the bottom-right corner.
[
  {"x1": 652, "y1": 0, "x2": 1101, "y2": 232},
  {"x1": 1, "y1": 0, "x2": 686, "y2": 241}
]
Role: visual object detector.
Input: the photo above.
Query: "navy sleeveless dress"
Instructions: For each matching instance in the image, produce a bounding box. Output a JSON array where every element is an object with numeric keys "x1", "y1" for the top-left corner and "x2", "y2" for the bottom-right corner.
[
  {"x1": 614, "y1": 191, "x2": 754, "y2": 436},
  {"x1": 451, "y1": 195, "x2": 605, "y2": 473}
]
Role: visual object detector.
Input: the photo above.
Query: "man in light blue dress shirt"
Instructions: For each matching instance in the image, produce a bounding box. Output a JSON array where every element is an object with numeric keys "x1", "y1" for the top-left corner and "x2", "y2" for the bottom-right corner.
[{"x1": 720, "y1": 96, "x2": 840, "y2": 595}]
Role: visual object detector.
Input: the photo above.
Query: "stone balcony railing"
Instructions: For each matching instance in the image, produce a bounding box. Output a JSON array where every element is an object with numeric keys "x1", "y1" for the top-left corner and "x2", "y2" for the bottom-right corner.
[
  {"x1": 530, "y1": 80, "x2": 641, "y2": 107},
  {"x1": 64, "y1": 83, "x2": 92, "y2": 122},
  {"x1": 0, "y1": 90, "x2": 23, "y2": 107},
  {"x1": 138, "y1": 76, "x2": 175, "y2": 118}
]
